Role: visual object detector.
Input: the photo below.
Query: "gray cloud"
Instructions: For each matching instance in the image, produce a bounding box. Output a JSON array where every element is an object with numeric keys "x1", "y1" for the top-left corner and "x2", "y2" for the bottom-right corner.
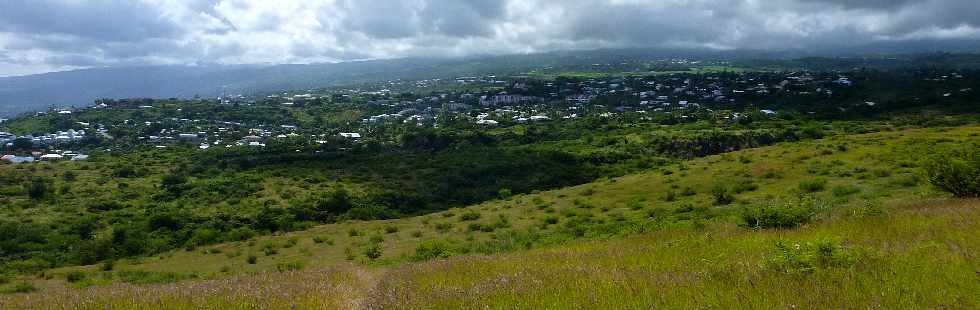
[{"x1": 0, "y1": 0, "x2": 978, "y2": 76}]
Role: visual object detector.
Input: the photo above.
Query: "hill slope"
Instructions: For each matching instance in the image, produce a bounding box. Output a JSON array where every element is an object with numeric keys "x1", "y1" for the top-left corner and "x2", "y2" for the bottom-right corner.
[{"x1": 1, "y1": 125, "x2": 978, "y2": 308}]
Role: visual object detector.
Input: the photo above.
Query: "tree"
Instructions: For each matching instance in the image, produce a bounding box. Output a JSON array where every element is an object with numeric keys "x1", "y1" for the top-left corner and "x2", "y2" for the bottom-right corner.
[
  {"x1": 27, "y1": 178, "x2": 51, "y2": 200},
  {"x1": 11, "y1": 138, "x2": 32, "y2": 151}
]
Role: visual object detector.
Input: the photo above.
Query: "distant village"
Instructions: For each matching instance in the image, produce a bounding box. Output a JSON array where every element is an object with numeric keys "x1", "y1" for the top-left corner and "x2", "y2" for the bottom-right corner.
[{"x1": 2, "y1": 60, "x2": 973, "y2": 164}]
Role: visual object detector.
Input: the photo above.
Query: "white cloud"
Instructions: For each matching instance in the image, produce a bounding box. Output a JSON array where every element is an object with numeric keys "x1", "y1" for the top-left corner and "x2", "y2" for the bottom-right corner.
[{"x1": 0, "y1": 0, "x2": 978, "y2": 75}]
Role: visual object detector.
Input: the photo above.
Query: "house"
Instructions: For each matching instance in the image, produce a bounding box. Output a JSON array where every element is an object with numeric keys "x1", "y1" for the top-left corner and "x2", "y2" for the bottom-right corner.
[
  {"x1": 339, "y1": 133, "x2": 362, "y2": 139},
  {"x1": 178, "y1": 133, "x2": 201, "y2": 143},
  {"x1": 40, "y1": 154, "x2": 64, "y2": 161},
  {"x1": 71, "y1": 154, "x2": 90, "y2": 161},
  {"x1": 3, "y1": 156, "x2": 34, "y2": 164}
]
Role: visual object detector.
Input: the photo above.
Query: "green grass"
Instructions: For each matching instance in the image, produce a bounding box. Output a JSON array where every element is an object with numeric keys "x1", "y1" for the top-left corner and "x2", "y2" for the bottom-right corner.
[
  {"x1": 1, "y1": 125, "x2": 978, "y2": 308},
  {"x1": 374, "y1": 199, "x2": 980, "y2": 309}
]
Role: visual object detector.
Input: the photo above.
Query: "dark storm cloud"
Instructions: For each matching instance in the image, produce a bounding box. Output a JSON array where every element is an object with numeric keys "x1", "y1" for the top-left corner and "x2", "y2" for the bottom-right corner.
[
  {"x1": 0, "y1": 0, "x2": 978, "y2": 76},
  {"x1": 797, "y1": 0, "x2": 920, "y2": 10},
  {"x1": 0, "y1": 1, "x2": 181, "y2": 41},
  {"x1": 339, "y1": 0, "x2": 507, "y2": 39}
]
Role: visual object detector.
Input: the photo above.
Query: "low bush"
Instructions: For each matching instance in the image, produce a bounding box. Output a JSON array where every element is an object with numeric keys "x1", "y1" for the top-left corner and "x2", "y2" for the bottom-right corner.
[
  {"x1": 798, "y1": 178, "x2": 828, "y2": 193},
  {"x1": 831, "y1": 185, "x2": 860, "y2": 197},
  {"x1": 116, "y1": 270, "x2": 194, "y2": 284},
  {"x1": 459, "y1": 211, "x2": 481, "y2": 221},
  {"x1": 275, "y1": 261, "x2": 304, "y2": 272},
  {"x1": 65, "y1": 271, "x2": 86, "y2": 283},
  {"x1": 766, "y1": 239, "x2": 855, "y2": 274},
  {"x1": 740, "y1": 199, "x2": 816, "y2": 229},
  {"x1": 922, "y1": 146, "x2": 980, "y2": 197},
  {"x1": 2, "y1": 282, "x2": 36, "y2": 294},
  {"x1": 412, "y1": 240, "x2": 458, "y2": 261},
  {"x1": 711, "y1": 184, "x2": 735, "y2": 205},
  {"x1": 364, "y1": 244, "x2": 383, "y2": 260}
]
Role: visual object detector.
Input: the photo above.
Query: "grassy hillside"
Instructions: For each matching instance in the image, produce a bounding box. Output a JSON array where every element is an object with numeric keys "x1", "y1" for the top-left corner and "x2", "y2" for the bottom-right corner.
[
  {"x1": 0, "y1": 124, "x2": 976, "y2": 308},
  {"x1": 5, "y1": 198, "x2": 978, "y2": 309}
]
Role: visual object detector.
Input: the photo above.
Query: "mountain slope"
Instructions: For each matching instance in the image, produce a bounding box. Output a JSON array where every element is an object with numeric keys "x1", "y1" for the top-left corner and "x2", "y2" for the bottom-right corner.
[{"x1": 1, "y1": 124, "x2": 977, "y2": 308}]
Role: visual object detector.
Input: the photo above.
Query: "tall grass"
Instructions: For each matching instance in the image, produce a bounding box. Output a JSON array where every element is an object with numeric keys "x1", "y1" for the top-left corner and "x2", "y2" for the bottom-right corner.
[{"x1": 370, "y1": 200, "x2": 980, "y2": 309}]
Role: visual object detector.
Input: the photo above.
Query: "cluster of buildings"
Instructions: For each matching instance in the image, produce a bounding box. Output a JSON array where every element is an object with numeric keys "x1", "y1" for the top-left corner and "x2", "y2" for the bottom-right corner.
[{"x1": 1, "y1": 151, "x2": 89, "y2": 164}]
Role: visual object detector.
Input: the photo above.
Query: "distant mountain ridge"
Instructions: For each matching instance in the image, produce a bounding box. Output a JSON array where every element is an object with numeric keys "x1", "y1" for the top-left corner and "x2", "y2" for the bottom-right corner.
[{"x1": 2, "y1": 43, "x2": 979, "y2": 117}]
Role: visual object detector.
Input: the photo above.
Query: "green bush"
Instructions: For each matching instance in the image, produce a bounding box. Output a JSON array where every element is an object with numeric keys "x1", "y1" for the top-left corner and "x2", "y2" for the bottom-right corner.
[
  {"x1": 798, "y1": 178, "x2": 828, "y2": 193},
  {"x1": 766, "y1": 239, "x2": 854, "y2": 274},
  {"x1": 65, "y1": 271, "x2": 86, "y2": 283},
  {"x1": 412, "y1": 241, "x2": 457, "y2": 261},
  {"x1": 711, "y1": 184, "x2": 735, "y2": 205},
  {"x1": 275, "y1": 261, "x2": 304, "y2": 272},
  {"x1": 100, "y1": 260, "x2": 114, "y2": 271},
  {"x1": 384, "y1": 225, "x2": 399, "y2": 234},
  {"x1": 498, "y1": 188, "x2": 513, "y2": 199},
  {"x1": 364, "y1": 244, "x2": 383, "y2": 260},
  {"x1": 26, "y1": 177, "x2": 51, "y2": 200},
  {"x1": 2, "y1": 282, "x2": 36, "y2": 294},
  {"x1": 740, "y1": 199, "x2": 816, "y2": 229},
  {"x1": 459, "y1": 211, "x2": 481, "y2": 221},
  {"x1": 922, "y1": 146, "x2": 980, "y2": 197},
  {"x1": 246, "y1": 255, "x2": 258, "y2": 264},
  {"x1": 831, "y1": 185, "x2": 860, "y2": 197},
  {"x1": 116, "y1": 270, "x2": 193, "y2": 284}
]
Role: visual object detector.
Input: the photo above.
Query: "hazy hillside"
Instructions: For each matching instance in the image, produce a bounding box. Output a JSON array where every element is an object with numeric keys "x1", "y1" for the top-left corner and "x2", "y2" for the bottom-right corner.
[{"x1": 5, "y1": 47, "x2": 980, "y2": 118}]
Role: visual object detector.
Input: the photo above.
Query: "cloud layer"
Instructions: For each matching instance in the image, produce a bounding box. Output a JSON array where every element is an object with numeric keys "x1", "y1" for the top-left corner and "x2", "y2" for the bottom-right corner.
[{"x1": 1, "y1": 0, "x2": 978, "y2": 76}]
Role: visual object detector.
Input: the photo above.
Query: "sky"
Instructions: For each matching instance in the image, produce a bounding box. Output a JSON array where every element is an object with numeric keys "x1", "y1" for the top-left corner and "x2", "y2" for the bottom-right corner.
[{"x1": 0, "y1": 0, "x2": 978, "y2": 76}]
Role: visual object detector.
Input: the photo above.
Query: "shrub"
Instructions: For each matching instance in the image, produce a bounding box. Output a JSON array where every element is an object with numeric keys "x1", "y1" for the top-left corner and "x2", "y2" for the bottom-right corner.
[
  {"x1": 434, "y1": 222, "x2": 452, "y2": 232},
  {"x1": 100, "y1": 260, "x2": 115, "y2": 271},
  {"x1": 680, "y1": 187, "x2": 697, "y2": 196},
  {"x1": 711, "y1": 184, "x2": 735, "y2": 205},
  {"x1": 498, "y1": 188, "x2": 513, "y2": 199},
  {"x1": 384, "y1": 225, "x2": 399, "y2": 234},
  {"x1": 275, "y1": 261, "x2": 304, "y2": 272},
  {"x1": 246, "y1": 255, "x2": 257, "y2": 264},
  {"x1": 798, "y1": 178, "x2": 828, "y2": 193},
  {"x1": 412, "y1": 240, "x2": 457, "y2": 261},
  {"x1": 226, "y1": 227, "x2": 256, "y2": 242},
  {"x1": 27, "y1": 178, "x2": 51, "y2": 200},
  {"x1": 663, "y1": 190, "x2": 677, "y2": 202},
  {"x1": 262, "y1": 245, "x2": 278, "y2": 256},
  {"x1": 348, "y1": 228, "x2": 362, "y2": 237},
  {"x1": 740, "y1": 199, "x2": 816, "y2": 229},
  {"x1": 3, "y1": 282, "x2": 36, "y2": 294},
  {"x1": 766, "y1": 239, "x2": 854, "y2": 274},
  {"x1": 364, "y1": 244, "x2": 383, "y2": 260},
  {"x1": 922, "y1": 146, "x2": 980, "y2": 197},
  {"x1": 116, "y1": 271, "x2": 192, "y2": 284},
  {"x1": 65, "y1": 271, "x2": 86, "y2": 283},
  {"x1": 731, "y1": 181, "x2": 759, "y2": 194},
  {"x1": 831, "y1": 185, "x2": 861, "y2": 197},
  {"x1": 459, "y1": 211, "x2": 481, "y2": 221}
]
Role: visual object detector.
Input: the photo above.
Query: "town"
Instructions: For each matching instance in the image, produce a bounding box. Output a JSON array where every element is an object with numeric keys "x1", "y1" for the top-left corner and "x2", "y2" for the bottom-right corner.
[{"x1": 2, "y1": 61, "x2": 975, "y2": 165}]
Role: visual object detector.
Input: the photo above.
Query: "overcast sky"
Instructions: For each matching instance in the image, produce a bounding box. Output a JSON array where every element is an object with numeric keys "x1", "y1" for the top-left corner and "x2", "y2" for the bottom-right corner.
[{"x1": 0, "y1": 0, "x2": 978, "y2": 76}]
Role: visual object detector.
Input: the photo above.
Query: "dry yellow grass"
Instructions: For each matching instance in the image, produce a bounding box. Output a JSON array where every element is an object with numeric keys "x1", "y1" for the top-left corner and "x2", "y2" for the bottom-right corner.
[{"x1": 0, "y1": 265, "x2": 375, "y2": 310}]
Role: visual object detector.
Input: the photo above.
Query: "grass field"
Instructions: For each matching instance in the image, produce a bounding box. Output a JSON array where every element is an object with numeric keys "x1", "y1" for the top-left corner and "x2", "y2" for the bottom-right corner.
[{"x1": 1, "y1": 125, "x2": 978, "y2": 308}]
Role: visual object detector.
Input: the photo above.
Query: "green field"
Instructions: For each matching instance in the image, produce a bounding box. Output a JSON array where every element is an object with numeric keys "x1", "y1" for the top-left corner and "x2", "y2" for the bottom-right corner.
[{"x1": 1, "y1": 125, "x2": 977, "y2": 308}]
